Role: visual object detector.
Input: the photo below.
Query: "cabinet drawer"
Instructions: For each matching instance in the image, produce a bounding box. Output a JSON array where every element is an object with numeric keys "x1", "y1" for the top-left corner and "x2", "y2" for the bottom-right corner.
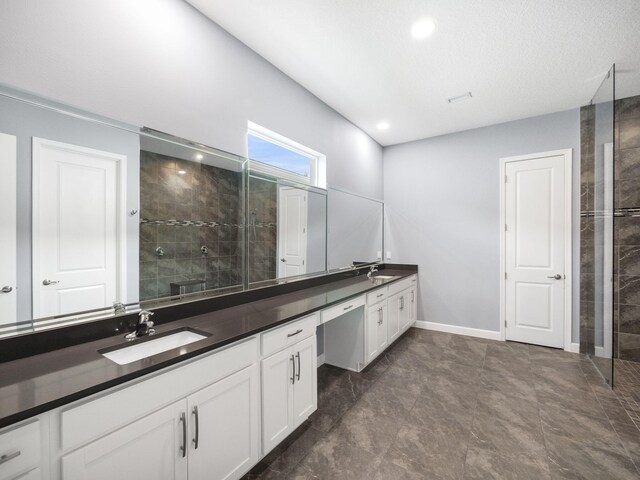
[
  {"x1": 261, "y1": 314, "x2": 317, "y2": 358},
  {"x1": 388, "y1": 275, "x2": 416, "y2": 296},
  {"x1": 0, "y1": 420, "x2": 39, "y2": 480},
  {"x1": 61, "y1": 336, "x2": 258, "y2": 452},
  {"x1": 366, "y1": 287, "x2": 387, "y2": 305},
  {"x1": 320, "y1": 295, "x2": 365, "y2": 325}
]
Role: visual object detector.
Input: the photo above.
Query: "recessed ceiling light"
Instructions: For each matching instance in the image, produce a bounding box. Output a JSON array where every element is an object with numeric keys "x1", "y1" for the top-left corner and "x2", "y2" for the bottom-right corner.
[
  {"x1": 411, "y1": 18, "x2": 436, "y2": 40},
  {"x1": 178, "y1": 170, "x2": 186, "y2": 175},
  {"x1": 195, "y1": 153, "x2": 204, "y2": 160},
  {"x1": 376, "y1": 121, "x2": 390, "y2": 130},
  {"x1": 446, "y1": 92, "x2": 473, "y2": 104}
]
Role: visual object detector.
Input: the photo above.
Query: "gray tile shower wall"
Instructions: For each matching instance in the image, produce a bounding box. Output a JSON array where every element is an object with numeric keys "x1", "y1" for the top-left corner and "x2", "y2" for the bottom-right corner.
[
  {"x1": 248, "y1": 180, "x2": 277, "y2": 283},
  {"x1": 580, "y1": 104, "x2": 596, "y2": 356},
  {"x1": 139, "y1": 151, "x2": 243, "y2": 300},
  {"x1": 615, "y1": 95, "x2": 640, "y2": 362}
]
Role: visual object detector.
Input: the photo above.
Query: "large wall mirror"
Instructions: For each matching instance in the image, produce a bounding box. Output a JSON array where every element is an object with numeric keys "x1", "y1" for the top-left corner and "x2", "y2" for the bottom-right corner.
[
  {"x1": 247, "y1": 165, "x2": 327, "y2": 286},
  {"x1": 327, "y1": 188, "x2": 383, "y2": 270},
  {"x1": 0, "y1": 86, "x2": 384, "y2": 340}
]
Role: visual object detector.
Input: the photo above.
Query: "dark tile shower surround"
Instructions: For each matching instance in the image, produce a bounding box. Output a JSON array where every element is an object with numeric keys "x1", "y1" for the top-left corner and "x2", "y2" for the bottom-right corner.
[
  {"x1": 139, "y1": 151, "x2": 243, "y2": 300},
  {"x1": 580, "y1": 95, "x2": 640, "y2": 363}
]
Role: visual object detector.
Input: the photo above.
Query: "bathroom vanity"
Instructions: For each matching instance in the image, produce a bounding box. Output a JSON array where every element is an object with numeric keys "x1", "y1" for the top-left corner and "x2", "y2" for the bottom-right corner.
[{"x1": 0, "y1": 268, "x2": 417, "y2": 480}]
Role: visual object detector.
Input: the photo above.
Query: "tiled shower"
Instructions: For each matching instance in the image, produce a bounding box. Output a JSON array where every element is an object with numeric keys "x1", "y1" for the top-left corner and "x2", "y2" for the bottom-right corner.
[
  {"x1": 139, "y1": 150, "x2": 243, "y2": 300},
  {"x1": 580, "y1": 65, "x2": 640, "y2": 424}
]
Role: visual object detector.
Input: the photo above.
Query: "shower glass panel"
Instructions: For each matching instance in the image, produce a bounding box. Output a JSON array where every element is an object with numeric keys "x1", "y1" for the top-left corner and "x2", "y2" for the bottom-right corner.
[{"x1": 590, "y1": 66, "x2": 615, "y2": 385}]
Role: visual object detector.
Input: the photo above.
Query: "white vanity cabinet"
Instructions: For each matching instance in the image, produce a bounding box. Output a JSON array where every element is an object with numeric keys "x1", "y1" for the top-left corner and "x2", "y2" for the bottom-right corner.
[
  {"x1": 366, "y1": 301, "x2": 388, "y2": 362},
  {"x1": 0, "y1": 420, "x2": 41, "y2": 480},
  {"x1": 261, "y1": 315, "x2": 317, "y2": 455},
  {"x1": 62, "y1": 400, "x2": 188, "y2": 480},
  {"x1": 60, "y1": 337, "x2": 261, "y2": 480}
]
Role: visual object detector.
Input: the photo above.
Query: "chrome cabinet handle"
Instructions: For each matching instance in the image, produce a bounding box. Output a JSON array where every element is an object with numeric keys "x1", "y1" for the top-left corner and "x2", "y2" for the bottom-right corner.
[
  {"x1": 1, "y1": 286, "x2": 12, "y2": 293},
  {"x1": 547, "y1": 274, "x2": 563, "y2": 280},
  {"x1": 42, "y1": 279, "x2": 60, "y2": 286},
  {"x1": 290, "y1": 354, "x2": 296, "y2": 384},
  {"x1": 280, "y1": 258, "x2": 286, "y2": 262},
  {"x1": 287, "y1": 329, "x2": 303, "y2": 338},
  {"x1": 343, "y1": 305, "x2": 353, "y2": 311},
  {"x1": 296, "y1": 352, "x2": 301, "y2": 381},
  {"x1": 0, "y1": 450, "x2": 20, "y2": 465},
  {"x1": 411, "y1": 291, "x2": 414, "y2": 302},
  {"x1": 400, "y1": 297, "x2": 404, "y2": 310},
  {"x1": 192, "y1": 406, "x2": 199, "y2": 449},
  {"x1": 179, "y1": 413, "x2": 186, "y2": 458},
  {"x1": 376, "y1": 293, "x2": 384, "y2": 298}
]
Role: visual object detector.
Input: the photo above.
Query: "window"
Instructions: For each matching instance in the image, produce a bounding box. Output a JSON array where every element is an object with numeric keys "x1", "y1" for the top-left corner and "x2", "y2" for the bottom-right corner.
[{"x1": 247, "y1": 122, "x2": 326, "y2": 188}]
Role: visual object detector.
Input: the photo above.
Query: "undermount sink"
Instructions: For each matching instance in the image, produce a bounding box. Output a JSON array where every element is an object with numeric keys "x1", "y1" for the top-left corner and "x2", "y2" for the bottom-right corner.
[
  {"x1": 100, "y1": 328, "x2": 209, "y2": 365},
  {"x1": 370, "y1": 275, "x2": 399, "y2": 285}
]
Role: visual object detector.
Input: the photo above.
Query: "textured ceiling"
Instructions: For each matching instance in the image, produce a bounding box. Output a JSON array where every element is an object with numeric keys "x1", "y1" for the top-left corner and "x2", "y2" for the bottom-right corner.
[{"x1": 187, "y1": 0, "x2": 640, "y2": 146}]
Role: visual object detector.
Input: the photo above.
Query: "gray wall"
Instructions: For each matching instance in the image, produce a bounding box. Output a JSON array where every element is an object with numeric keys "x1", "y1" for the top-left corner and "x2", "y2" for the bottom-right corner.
[
  {"x1": 0, "y1": 95, "x2": 140, "y2": 322},
  {"x1": 0, "y1": 0, "x2": 383, "y2": 200},
  {"x1": 383, "y1": 109, "x2": 581, "y2": 341}
]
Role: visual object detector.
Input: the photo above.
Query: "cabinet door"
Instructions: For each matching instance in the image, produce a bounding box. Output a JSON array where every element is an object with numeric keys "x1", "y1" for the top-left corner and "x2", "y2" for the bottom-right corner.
[
  {"x1": 187, "y1": 363, "x2": 260, "y2": 480},
  {"x1": 387, "y1": 293, "x2": 401, "y2": 343},
  {"x1": 261, "y1": 348, "x2": 294, "y2": 455},
  {"x1": 62, "y1": 400, "x2": 188, "y2": 480},
  {"x1": 292, "y1": 335, "x2": 317, "y2": 428},
  {"x1": 398, "y1": 291, "x2": 411, "y2": 332},
  {"x1": 409, "y1": 286, "x2": 417, "y2": 324},
  {"x1": 366, "y1": 304, "x2": 382, "y2": 361},
  {"x1": 378, "y1": 302, "x2": 389, "y2": 352}
]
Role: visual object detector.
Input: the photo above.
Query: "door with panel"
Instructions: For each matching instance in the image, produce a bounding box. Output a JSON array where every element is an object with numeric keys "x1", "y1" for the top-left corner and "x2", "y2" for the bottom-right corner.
[
  {"x1": 398, "y1": 291, "x2": 411, "y2": 333},
  {"x1": 504, "y1": 153, "x2": 567, "y2": 348},
  {"x1": 387, "y1": 292, "x2": 401, "y2": 343},
  {"x1": 32, "y1": 137, "x2": 126, "y2": 318},
  {"x1": 187, "y1": 363, "x2": 260, "y2": 480},
  {"x1": 261, "y1": 347, "x2": 295, "y2": 455},
  {"x1": 62, "y1": 400, "x2": 188, "y2": 480},
  {"x1": 366, "y1": 302, "x2": 388, "y2": 362},
  {"x1": 291, "y1": 335, "x2": 317, "y2": 428},
  {"x1": 0, "y1": 133, "x2": 16, "y2": 333},
  {"x1": 408, "y1": 286, "x2": 417, "y2": 325},
  {"x1": 277, "y1": 187, "x2": 307, "y2": 278}
]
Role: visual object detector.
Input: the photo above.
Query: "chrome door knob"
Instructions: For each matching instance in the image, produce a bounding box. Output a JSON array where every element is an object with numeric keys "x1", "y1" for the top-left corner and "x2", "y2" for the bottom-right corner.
[
  {"x1": 42, "y1": 279, "x2": 60, "y2": 286},
  {"x1": 547, "y1": 274, "x2": 563, "y2": 280},
  {"x1": 1, "y1": 286, "x2": 12, "y2": 293},
  {"x1": 280, "y1": 258, "x2": 286, "y2": 262}
]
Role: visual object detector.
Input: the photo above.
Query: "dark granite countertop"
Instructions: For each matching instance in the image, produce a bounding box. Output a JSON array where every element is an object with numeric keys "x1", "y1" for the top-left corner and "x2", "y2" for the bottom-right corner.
[{"x1": 0, "y1": 269, "x2": 416, "y2": 429}]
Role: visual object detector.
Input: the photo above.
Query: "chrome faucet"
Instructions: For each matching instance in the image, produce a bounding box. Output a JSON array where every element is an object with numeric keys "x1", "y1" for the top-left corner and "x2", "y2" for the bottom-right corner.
[
  {"x1": 367, "y1": 265, "x2": 379, "y2": 279},
  {"x1": 125, "y1": 310, "x2": 155, "y2": 340}
]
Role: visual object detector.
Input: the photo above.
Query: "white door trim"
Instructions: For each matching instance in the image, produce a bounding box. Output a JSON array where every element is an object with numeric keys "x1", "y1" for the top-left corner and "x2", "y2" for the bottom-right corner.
[
  {"x1": 32, "y1": 137, "x2": 128, "y2": 318},
  {"x1": 499, "y1": 149, "x2": 573, "y2": 351}
]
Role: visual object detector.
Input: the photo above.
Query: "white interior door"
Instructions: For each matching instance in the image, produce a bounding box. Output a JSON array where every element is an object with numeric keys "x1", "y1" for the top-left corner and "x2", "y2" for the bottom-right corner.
[
  {"x1": 504, "y1": 152, "x2": 568, "y2": 348},
  {"x1": 0, "y1": 133, "x2": 17, "y2": 332},
  {"x1": 277, "y1": 187, "x2": 307, "y2": 278},
  {"x1": 32, "y1": 137, "x2": 125, "y2": 319}
]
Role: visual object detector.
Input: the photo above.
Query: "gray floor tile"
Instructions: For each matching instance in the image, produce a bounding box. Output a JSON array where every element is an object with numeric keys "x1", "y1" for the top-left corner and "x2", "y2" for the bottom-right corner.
[
  {"x1": 544, "y1": 432, "x2": 639, "y2": 480},
  {"x1": 463, "y1": 446, "x2": 551, "y2": 480}
]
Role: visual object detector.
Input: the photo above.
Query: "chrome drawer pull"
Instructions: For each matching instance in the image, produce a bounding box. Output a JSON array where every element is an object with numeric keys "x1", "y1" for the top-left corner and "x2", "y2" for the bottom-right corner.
[
  {"x1": 343, "y1": 305, "x2": 353, "y2": 311},
  {"x1": 0, "y1": 450, "x2": 20, "y2": 464},
  {"x1": 179, "y1": 413, "x2": 186, "y2": 458},
  {"x1": 192, "y1": 406, "x2": 199, "y2": 449},
  {"x1": 287, "y1": 329, "x2": 303, "y2": 338},
  {"x1": 376, "y1": 293, "x2": 384, "y2": 298}
]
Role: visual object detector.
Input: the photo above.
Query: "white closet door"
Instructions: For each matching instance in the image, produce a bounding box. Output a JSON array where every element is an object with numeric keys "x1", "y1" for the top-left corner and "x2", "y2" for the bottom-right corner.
[
  {"x1": 505, "y1": 154, "x2": 566, "y2": 348},
  {"x1": 0, "y1": 133, "x2": 16, "y2": 332},
  {"x1": 32, "y1": 137, "x2": 125, "y2": 318}
]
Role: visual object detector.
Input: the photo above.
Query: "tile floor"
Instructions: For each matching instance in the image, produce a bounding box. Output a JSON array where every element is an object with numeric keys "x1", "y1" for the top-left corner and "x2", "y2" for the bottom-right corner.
[
  {"x1": 615, "y1": 359, "x2": 640, "y2": 427},
  {"x1": 243, "y1": 328, "x2": 640, "y2": 479}
]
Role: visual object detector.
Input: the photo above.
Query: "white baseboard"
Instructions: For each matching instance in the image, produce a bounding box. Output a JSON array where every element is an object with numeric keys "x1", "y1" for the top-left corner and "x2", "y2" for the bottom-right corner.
[
  {"x1": 413, "y1": 320, "x2": 502, "y2": 341},
  {"x1": 317, "y1": 353, "x2": 325, "y2": 367}
]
